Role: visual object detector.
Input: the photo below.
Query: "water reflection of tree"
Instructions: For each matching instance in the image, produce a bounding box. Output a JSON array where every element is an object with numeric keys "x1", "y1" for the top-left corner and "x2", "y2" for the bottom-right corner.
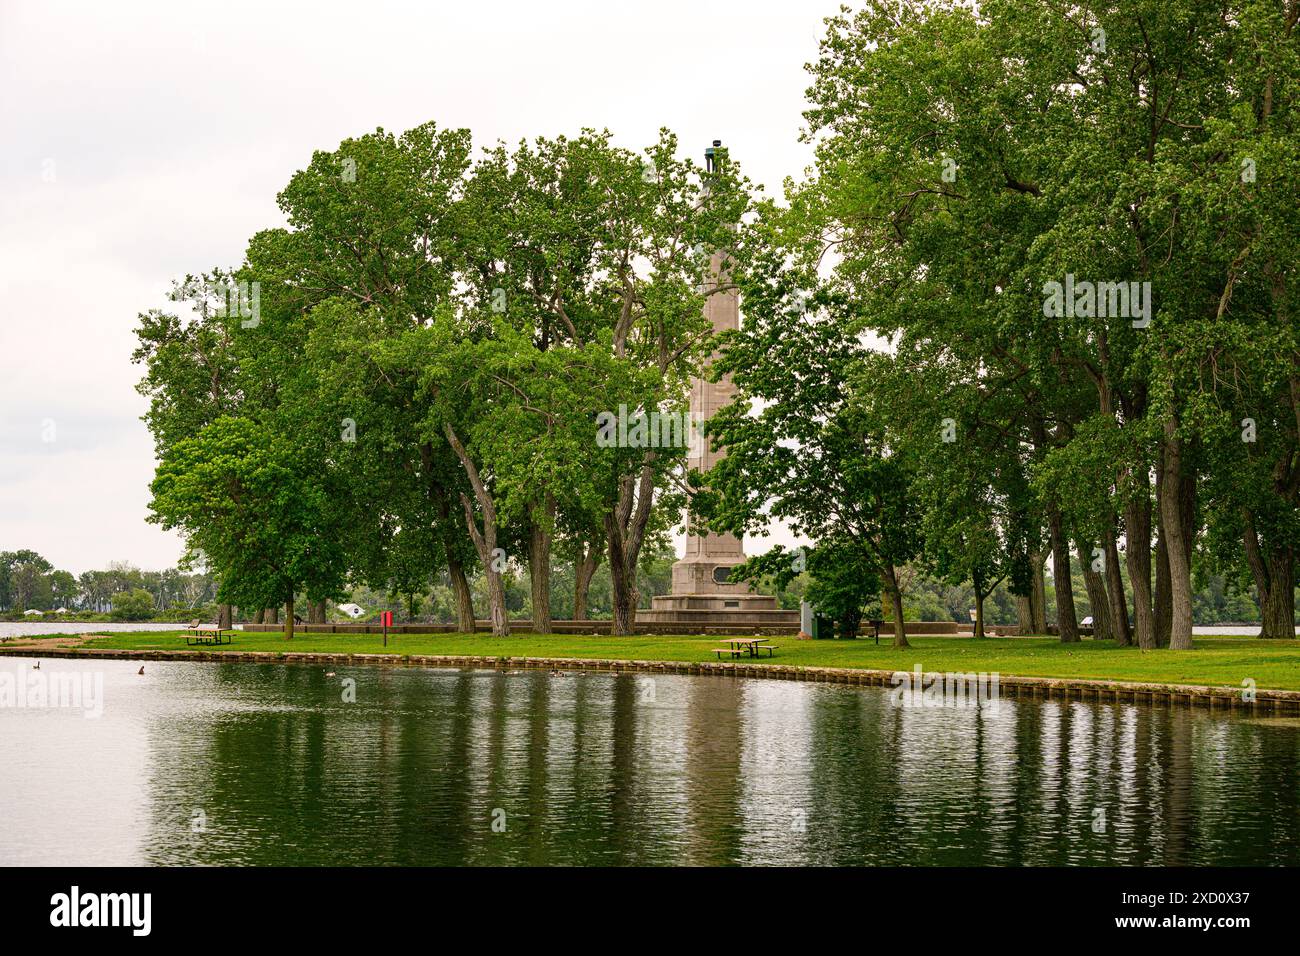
[
  {"x1": 806, "y1": 686, "x2": 902, "y2": 864},
  {"x1": 138, "y1": 665, "x2": 1300, "y2": 865},
  {"x1": 684, "y1": 676, "x2": 744, "y2": 865}
]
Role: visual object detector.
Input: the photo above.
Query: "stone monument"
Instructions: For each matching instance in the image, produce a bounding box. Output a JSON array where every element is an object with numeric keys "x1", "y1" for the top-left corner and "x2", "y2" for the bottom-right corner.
[{"x1": 643, "y1": 141, "x2": 795, "y2": 629}]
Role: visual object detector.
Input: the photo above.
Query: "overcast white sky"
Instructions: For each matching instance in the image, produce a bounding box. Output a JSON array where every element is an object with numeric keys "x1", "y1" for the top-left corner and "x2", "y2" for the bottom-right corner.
[{"x1": 0, "y1": 0, "x2": 832, "y2": 574}]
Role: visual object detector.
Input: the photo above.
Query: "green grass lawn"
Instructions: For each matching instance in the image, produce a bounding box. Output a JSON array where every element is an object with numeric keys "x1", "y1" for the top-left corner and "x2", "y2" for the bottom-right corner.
[{"x1": 24, "y1": 629, "x2": 1298, "y2": 691}]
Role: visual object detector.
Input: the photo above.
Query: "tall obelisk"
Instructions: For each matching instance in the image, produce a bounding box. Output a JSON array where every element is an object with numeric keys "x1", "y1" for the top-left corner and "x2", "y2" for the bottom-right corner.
[{"x1": 652, "y1": 141, "x2": 777, "y2": 614}]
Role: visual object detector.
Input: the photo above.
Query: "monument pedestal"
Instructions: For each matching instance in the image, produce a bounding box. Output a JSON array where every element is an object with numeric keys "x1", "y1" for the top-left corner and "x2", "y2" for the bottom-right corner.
[
  {"x1": 651, "y1": 549, "x2": 779, "y2": 613},
  {"x1": 642, "y1": 588, "x2": 792, "y2": 626}
]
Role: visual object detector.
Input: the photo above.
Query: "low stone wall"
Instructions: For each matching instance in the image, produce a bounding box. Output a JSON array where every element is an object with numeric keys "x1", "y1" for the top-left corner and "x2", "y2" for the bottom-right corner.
[
  {"x1": 983, "y1": 625, "x2": 1094, "y2": 637},
  {"x1": 637, "y1": 608, "x2": 801, "y2": 624},
  {"x1": 903, "y1": 621, "x2": 959, "y2": 635},
  {"x1": 3, "y1": 645, "x2": 1296, "y2": 713}
]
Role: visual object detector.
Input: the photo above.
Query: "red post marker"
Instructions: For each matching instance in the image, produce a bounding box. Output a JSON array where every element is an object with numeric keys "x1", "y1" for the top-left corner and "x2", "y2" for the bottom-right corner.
[{"x1": 381, "y1": 610, "x2": 392, "y2": 646}]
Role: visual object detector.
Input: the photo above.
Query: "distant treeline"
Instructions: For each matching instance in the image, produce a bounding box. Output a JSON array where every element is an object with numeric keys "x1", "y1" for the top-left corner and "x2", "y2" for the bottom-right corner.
[{"x1": 0, "y1": 550, "x2": 218, "y2": 618}]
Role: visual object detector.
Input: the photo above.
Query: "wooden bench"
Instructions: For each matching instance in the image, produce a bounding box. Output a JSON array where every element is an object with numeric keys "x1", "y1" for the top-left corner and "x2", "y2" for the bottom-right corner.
[{"x1": 711, "y1": 647, "x2": 746, "y2": 660}]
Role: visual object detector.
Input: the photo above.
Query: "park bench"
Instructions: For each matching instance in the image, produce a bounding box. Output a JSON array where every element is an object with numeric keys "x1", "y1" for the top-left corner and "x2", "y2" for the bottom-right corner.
[{"x1": 711, "y1": 647, "x2": 747, "y2": 660}]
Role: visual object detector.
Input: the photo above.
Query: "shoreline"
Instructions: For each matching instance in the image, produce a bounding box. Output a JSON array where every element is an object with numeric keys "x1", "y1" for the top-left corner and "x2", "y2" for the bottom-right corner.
[{"x1": 3, "y1": 644, "x2": 1297, "y2": 713}]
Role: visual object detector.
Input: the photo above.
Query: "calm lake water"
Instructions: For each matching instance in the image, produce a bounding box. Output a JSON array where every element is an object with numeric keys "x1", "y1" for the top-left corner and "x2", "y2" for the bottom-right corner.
[
  {"x1": 0, "y1": 622, "x2": 187, "y2": 639},
  {"x1": 1, "y1": 657, "x2": 1297, "y2": 866}
]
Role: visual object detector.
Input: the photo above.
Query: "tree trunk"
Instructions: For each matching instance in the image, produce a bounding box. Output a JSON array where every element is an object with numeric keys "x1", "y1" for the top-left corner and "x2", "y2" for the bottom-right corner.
[
  {"x1": 607, "y1": 513, "x2": 635, "y2": 636},
  {"x1": 1154, "y1": 526, "x2": 1172, "y2": 648},
  {"x1": 528, "y1": 496, "x2": 554, "y2": 634},
  {"x1": 1125, "y1": 489, "x2": 1156, "y2": 649},
  {"x1": 1159, "y1": 423, "x2": 1193, "y2": 649},
  {"x1": 1156, "y1": 445, "x2": 1198, "y2": 648},
  {"x1": 842, "y1": 609, "x2": 862, "y2": 640},
  {"x1": 307, "y1": 599, "x2": 326, "y2": 624},
  {"x1": 448, "y1": 556, "x2": 476, "y2": 633},
  {"x1": 1244, "y1": 513, "x2": 1296, "y2": 639},
  {"x1": 605, "y1": 454, "x2": 658, "y2": 636},
  {"x1": 1180, "y1": 464, "x2": 1198, "y2": 613},
  {"x1": 427, "y1": 449, "x2": 476, "y2": 634},
  {"x1": 485, "y1": 569, "x2": 508, "y2": 637},
  {"x1": 1260, "y1": 549, "x2": 1297, "y2": 639},
  {"x1": 1102, "y1": 523, "x2": 1130, "y2": 645},
  {"x1": 573, "y1": 544, "x2": 599, "y2": 621},
  {"x1": 283, "y1": 597, "x2": 294, "y2": 640},
  {"x1": 217, "y1": 603, "x2": 233, "y2": 629},
  {"x1": 480, "y1": 557, "x2": 508, "y2": 637},
  {"x1": 883, "y1": 565, "x2": 909, "y2": 648},
  {"x1": 1015, "y1": 593, "x2": 1034, "y2": 634},
  {"x1": 1048, "y1": 508, "x2": 1079, "y2": 642},
  {"x1": 1030, "y1": 549, "x2": 1048, "y2": 634},
  {"x1": 1076, "y1": 535, "x2": 1112, "y2": 640},
  {"x1": 444, "y1": 423, "x2": 509, "y2": 637},
  {"x1": 973, "y1": 590, "x2": 986, "y2": 638}
]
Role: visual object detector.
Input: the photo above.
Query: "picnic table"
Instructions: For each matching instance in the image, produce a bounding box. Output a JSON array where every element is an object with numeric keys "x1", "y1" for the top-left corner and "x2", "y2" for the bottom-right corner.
[
  {"x1": 710, "y1": 637, "x2": 778, "y2": 660},
  {"x1": 184, "y1": 620, "x2": 234, "y2": 646}
]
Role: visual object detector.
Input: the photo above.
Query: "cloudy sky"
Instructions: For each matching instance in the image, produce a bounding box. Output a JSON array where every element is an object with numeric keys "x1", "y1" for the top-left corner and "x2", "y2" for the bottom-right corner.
[{"x1": 0, "y1": 0, "x2": 833, "y2": 574}]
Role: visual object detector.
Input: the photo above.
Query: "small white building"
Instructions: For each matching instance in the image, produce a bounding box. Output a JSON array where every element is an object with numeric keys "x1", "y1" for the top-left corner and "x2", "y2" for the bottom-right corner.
[
  {"x1": 23, "y1": 609, "x2": 43, "y2": 617},
  {"x1": 337, "y1": 603, "x2": 365, "y2": 620}
]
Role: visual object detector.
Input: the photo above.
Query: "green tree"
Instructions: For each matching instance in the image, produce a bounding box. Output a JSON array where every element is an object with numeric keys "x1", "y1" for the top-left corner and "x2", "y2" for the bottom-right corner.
[
  {"x1": 701, "y1": 257, "x2": 923, "y2": 646},
  {"x1": 111, "y1": 588, "x2": 154, "y2": 621},
  {"x1": 458, "y1": 130, "x2": 754, "y2": 634},
  {"x1": 242, "y1": 122, "x2": 481, "y2": 632},
  {"x1": 2, "y1": 551, "x2": 53, "y2": 612},
  {"x1": 794, "y1": 0, "x2": 1300, "y2": 651},
  {"x1": 148, "y1": 417, "x2": 348, "y2": 639}
]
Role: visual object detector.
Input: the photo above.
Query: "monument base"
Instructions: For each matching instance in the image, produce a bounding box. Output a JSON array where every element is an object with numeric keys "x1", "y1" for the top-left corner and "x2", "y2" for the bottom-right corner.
[
  {"x1": 643, "y1": 553, "x2": 793, "y2": 626},
  {"x1": 648, "y1": 592, "x2": 779, "y2": 612},
  {"x1": 643, "y1": 590, "x2": 796, "y2": 628}
]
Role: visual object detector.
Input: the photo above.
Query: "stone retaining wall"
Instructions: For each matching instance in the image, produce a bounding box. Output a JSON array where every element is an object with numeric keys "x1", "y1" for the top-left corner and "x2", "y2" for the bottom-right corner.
[{"x1": 2, "y1": 645, "x2": 1294, "y2": 713}]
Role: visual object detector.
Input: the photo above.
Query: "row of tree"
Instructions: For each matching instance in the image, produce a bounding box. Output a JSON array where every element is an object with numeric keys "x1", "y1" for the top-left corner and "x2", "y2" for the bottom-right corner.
[
  {"x1": 136, "y1": 1, "x2": 1298, "y2": 649},
  {"x1": 0, "y1": 551, "x2": 219, "y2": 614},
  {"x1": 700, "y1": 0, "x2": 1299, "y2": 648},
  {"x1": 135, "y1": 127, "x2": 754, "y2": 638}
]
